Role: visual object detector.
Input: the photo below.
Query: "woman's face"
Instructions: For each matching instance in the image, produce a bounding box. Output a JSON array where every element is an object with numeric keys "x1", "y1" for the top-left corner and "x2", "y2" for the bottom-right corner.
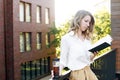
[{"x1": 80, "y1": 15, "x2": 91, "y2": 31}]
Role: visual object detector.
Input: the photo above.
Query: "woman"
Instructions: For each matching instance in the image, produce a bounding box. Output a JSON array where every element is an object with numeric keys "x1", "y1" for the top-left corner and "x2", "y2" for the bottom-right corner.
[{"x1": 59, "y1": 10, "x2": 98, "y2": 80}]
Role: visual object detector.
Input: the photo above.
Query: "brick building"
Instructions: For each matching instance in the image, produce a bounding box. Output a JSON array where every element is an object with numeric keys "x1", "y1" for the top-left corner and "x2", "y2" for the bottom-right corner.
[
  {"x1": 0, "y1": 0, "x2": 55, "y2": 80},
  {"x1": 111, "y1": 0, "x2": 120, "y2": 77},
  {"x1": 0, "y1": 0, "x2": 6, "y2": 80}
]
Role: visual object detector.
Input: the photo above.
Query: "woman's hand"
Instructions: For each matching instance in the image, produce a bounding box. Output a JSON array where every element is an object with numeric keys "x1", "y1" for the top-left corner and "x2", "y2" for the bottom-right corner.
[{"x1": 90, "y1": 51, "x2": 98, "y2": 61}]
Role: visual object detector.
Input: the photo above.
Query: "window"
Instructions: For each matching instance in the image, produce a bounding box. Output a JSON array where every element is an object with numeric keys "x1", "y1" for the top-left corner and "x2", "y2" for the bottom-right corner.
[
  {"x1": 19, "y1": 2, "x2": 31, "y2": 22},
  {"x1": 46, "y1": 32, "x2": 50, "y2": 48},
  {"x1": 36, "y1": 6, "x2": 42, "y2": 23},
  {"x1": 36, "y1": 32, "x2": 42, "y2": 50},
  {"x1": 19, "y1": 2, "x2": 24, "y2": 22},
  {"x1": 20, "y1": 32, "x2": 32, "y2": 52},
  {"x1": 25, "y1": 3, "x2": 31, "y2": 22},
  {"x1": 45, "y1": 8, "x2": 50, "y2": 24},
  {"x1": 25, "y1": 33, "x2": 31, "y2": 51},
  {"x1": 20, "y1": 32, "x2": 25, "y2": 52}
]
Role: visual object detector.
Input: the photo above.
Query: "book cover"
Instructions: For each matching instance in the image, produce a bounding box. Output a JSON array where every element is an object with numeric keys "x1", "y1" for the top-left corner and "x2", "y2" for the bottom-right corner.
[{"x1": 88, "y1": 35, "x2": 112, "y2": 53}]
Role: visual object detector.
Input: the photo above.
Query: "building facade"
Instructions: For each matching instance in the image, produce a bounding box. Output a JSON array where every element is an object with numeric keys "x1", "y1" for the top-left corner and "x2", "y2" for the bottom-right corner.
[
  {"x1": 0, "y1": 0, "x2": 55, "y2": 80},
  {"x1": 0, "y1": 0, "x2": 6, "y2": 80},
  {"x1": 111, "y1": 0, "x2": 120, "y2": 78}
]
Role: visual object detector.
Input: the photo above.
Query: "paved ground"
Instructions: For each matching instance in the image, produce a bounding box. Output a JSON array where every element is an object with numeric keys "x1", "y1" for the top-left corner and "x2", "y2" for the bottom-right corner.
[{"x1": 40, "y1": 75, "x2": 51, "y2": 80}]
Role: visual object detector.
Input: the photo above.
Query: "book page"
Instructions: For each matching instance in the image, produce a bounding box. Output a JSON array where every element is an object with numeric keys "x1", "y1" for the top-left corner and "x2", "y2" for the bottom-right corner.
[{"x1": 88, "y1": 35, "x2": 113, "y2": 52}]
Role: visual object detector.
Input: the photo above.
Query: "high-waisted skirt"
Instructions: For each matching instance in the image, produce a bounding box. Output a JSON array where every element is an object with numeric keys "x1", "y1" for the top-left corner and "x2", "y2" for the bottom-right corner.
[{"x1": 69, "y1": 66, "x2": 98, "y2": 80}]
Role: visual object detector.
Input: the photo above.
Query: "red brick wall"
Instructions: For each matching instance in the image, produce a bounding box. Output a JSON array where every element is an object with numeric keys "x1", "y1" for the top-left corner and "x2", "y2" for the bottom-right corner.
[
  {"x1": 4, "y1": 0, "x2": 55, "y2": 80},
  {"x1": 4, "y1": 0, "x2": 14, "y2": 80},
  {"x1": 0, "y1": 0, "x2": 6, "y2": 80},
  {"x1": 111, "y1": 0, "x2": 120, "y2": 73}
]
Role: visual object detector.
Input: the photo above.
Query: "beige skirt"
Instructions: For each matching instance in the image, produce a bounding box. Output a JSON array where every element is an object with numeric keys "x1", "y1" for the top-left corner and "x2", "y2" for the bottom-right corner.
[{"x1": 69, "y1": 66, "x2": 98, "y2": 80}]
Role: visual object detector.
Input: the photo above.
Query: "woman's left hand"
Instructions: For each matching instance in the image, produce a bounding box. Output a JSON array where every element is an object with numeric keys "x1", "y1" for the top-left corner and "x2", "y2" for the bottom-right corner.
[{"x1": 90, "y1": 51, "x2": 98, "y2": 60}]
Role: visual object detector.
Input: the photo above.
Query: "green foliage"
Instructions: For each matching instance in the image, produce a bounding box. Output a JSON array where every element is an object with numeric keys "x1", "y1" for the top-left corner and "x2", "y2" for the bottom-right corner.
[
  {"x1": 93, "y1": 9, "x2": 111, "y2": 43},
  {"x1": 49, "y1": 21, "x2": 70, "y2": 56}
]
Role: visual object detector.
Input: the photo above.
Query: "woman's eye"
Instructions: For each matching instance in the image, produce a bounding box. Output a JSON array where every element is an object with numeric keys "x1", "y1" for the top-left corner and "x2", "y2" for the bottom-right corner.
[
  {"x1": 85, "y1": 20, "x2": 88, "y2": 22},
  {"x1": 85, "y1": 20, "x2": 90, "y2": 23}
]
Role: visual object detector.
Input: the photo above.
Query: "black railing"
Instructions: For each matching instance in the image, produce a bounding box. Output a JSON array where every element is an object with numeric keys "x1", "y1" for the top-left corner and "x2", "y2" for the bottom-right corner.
[
  {"x1": 21, "y1": 57, "x2": 51, "y2": 80},
  {"x1": 91, "y1": 49, "x2": 116, "y2": 80}
]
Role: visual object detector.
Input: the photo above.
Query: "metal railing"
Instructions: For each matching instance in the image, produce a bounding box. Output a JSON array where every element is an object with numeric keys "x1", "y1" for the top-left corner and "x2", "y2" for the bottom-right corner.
[
  {"x1": 21, "y1": 57, "x2": 51, "y2": 80},
  {"x1": 91, "y1": 49, "x2": 116, "y2": 80}
]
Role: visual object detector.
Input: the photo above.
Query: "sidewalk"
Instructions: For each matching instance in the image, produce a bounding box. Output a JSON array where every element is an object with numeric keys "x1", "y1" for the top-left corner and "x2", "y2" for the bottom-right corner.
[{"x1": 40, "y1": 75, "x2": 51, "y2": 80}]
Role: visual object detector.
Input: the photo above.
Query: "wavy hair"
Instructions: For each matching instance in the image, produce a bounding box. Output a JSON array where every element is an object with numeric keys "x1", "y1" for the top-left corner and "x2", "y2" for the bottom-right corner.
[{"x1": 69, "y1": 10, "x2": 95, "y2": 39}]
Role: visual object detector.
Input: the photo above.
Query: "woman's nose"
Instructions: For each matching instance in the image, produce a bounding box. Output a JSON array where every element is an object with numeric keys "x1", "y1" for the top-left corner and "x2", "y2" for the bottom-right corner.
[{"x1": 87, "y1": 23, "x2": 89, "y2": 27}]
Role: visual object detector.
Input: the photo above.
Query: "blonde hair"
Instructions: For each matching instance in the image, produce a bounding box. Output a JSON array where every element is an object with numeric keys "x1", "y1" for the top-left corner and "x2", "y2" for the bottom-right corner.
[{"x1": 69, "y1": 10, "x2": 95, "y2": 39}]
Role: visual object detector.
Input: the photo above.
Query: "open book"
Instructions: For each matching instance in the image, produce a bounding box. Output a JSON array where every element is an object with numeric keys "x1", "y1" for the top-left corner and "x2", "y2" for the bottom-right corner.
[{"x1": 88, "y1": 35, "x2": 113, "y2": 53}]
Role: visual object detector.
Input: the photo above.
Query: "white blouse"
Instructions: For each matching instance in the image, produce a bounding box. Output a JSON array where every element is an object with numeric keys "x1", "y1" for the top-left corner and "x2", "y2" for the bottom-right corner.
[{"x1": 60, "y1": 31, "x2": 93, "y2": 71}]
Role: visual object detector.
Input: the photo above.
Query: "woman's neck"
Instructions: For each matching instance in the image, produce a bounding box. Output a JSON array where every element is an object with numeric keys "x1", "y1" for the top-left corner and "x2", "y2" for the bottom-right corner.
[{"x1": 77, "y1": 31, "x2": 85, "y2": 41}]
